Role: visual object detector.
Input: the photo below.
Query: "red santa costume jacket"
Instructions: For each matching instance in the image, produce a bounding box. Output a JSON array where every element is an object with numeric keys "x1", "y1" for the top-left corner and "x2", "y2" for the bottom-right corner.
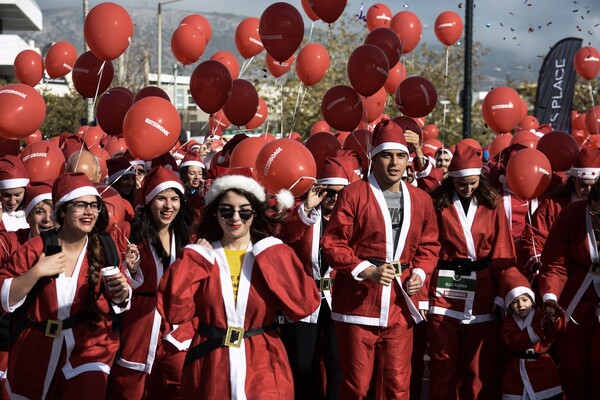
[
  {"x1": 321, "y1": 176, "x2": 440, "y2": 327},
  {"x1": 0, "y1": 235, "x2": 130, "y2": 400},
  {"x1": 116, "y1": 236, "x2": 194, "y2": 373},
  {"x1": 501, "y1": 309, "x2": 563, "y2": 399},
  {"x1": 429, "y1": 193, "x2": 515, "y2": 321},
  {"x1": 157, "y1": 237, "x2": 321, "y2": 399}
]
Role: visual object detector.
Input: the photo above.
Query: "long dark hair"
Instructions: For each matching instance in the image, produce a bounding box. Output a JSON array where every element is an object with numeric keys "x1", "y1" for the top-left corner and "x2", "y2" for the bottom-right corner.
[
  {"x1": 431, "y1": 174, "x2": 500, "y2": 211},
  {"x1": 55, "y1": 196, "x2": 109, "y2": 330},
  {"x1": 130, "y1": 188, "x2": 192, "y2": 259},
  {"x1": 588, "y1": 180, "x2": 600, "y2": 205},
  {"x1": 197, "y1": 188, "x2": 285, "y2": 243},
  {"x1": 179, "y1": 165, "x2": 205, "y2": 189}
]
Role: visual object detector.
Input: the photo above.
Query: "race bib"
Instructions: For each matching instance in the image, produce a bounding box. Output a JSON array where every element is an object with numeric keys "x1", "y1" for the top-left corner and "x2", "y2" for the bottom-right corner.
[{"x1": 435, "y1": 269, "x2": 476, "y2": 300}]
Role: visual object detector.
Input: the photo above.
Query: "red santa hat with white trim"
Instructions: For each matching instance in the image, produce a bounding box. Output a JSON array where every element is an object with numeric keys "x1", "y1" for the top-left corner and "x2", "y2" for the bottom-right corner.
[
  {"x1": 140, "y1": 166, "x2": 185, "y2": 206},
  {"x1": 179, "y1": 152, "x2": 205, "y2": 170},
  {"x1": 107, "y1": 156, "x2": 135, "y2": 184},
  {"x1": 317, "y1": 157, "x2": 354, "y2": 186},
  {"x1": 370, "y1": 119, "x2": 409, "y2": 157},
  {"x1": 501, "y1": 266, "x2": 535, "y2": 306},
  {"x1": 569, "y1": 145, "x2": 600, "y2": 179},
  {"x1": 52, "y1": 172, "x2": 100, "y2": 211},
  {"x1": 435, "y1": 147, "x2": 453, "y2": 160},
  {"x1": 25, "y1": 180, "x2": 54, "y2": 217},
  {"x1": 448, "y1": 143, "x2": 483, "y2": 178},
  {"x1": 0, "y1": 155, "x2": 30, "y2": 190}
]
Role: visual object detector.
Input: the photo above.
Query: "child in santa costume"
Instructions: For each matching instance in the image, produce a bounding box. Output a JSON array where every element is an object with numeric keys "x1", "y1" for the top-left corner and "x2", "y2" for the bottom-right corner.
[
  {"x1": 500, "y1": 267, "x2": 564, "y2": 400},
  {"x1": 0, "y1": 155, "x2": 30, "y2": 232}
]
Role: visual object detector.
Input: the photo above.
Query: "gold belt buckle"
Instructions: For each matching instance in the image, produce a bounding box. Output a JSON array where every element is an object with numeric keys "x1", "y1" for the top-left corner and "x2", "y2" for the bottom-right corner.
[
  {"x1": 45, "y1": 320, "x2": 63, "y2": 339},
  {"x1": 320, "y1": 278, "x2": 331, "y2": 291},
  {"x1": 224, "y1": 326, "x2": 244, "y2": 348},
  {"x1": 390, "y1": 261, "x2": 401, "y2": 277},
  {"x1": 590, "y1": 262, "x2": 600, "y2": 275}
]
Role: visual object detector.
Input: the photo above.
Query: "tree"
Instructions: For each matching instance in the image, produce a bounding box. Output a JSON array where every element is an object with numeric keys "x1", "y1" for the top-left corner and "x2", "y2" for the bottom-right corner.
[{"x1": 40, "y1": 89, "x2": 87, "y2": 137}]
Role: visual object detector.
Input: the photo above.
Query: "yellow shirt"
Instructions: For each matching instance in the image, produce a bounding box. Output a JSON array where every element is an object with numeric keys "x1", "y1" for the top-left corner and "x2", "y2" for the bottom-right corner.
[{"x1": 225, "y1": 249, "x2": 246, "y2": 304}]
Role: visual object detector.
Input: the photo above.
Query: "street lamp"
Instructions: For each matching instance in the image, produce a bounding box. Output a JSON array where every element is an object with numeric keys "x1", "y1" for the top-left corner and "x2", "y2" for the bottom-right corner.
[{"x1": 157, "y1": 0, "x2": 182, "y2": 89}]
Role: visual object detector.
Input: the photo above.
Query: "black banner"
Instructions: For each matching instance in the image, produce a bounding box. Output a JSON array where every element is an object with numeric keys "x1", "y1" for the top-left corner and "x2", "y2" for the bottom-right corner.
[{"x1": 534, "y1": 37, "x2": 582, "y2": 132}]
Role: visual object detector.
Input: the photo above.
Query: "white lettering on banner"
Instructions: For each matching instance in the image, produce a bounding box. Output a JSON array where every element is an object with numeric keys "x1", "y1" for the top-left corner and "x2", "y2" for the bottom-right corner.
[
  {"x1": 22, "y1": 152, "x2": 47, "y2": 162},
  {"x1": 144, "y1": 118, "x2": 170, "y2": 136},
  {"x1": 263, "y1": 147, "x2": 283, "y2": 176},
  {"x1": 491, "y1": 103, "x2": 514, "y2": 110},
  {"x1": 327, "y1": 97, "x2": 345, "y2": 111},
  {"x1": 550, "y1": 58, "x2": 566, "y2": 122},
  {"x1": 0, "y1": 89, "x2": 27, "y2": 99}
]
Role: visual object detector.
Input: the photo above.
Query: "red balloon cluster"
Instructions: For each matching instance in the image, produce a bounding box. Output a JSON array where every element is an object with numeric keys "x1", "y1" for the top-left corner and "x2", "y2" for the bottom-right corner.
[
  {"x1": 482, "y1": 86, "x2": 523, "y2": 134},
  {"x1": 84, "y1": 2, "x2": 133, "y2": 61},
  {"x1": 321, "y1": 85, "x2": 364, "y2": 132},
  {"x1": 395, "y1": 76, "x2": 437, "y2": 118},
  {"x1": 259, "y1": 2, "x2": 304, "y2": 62},
  {"x1": 434, "y1": 11, "x2": 463, "y2": 46},
  {"x1": 506, "y1": 148, "x2": 552, "y2": 200},
  {"x1": 14, "y1": 50, "x2": 44, "y2": 87}
]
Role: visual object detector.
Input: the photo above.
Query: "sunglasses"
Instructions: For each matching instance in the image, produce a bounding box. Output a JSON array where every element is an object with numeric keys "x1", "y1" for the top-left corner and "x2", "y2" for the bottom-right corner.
[
  {"x1": 218, "y1": 207, "x2": 254, "y2": 221},
  {"x1": 323, "y1": 188, "x2": 341, "y2": 199}
]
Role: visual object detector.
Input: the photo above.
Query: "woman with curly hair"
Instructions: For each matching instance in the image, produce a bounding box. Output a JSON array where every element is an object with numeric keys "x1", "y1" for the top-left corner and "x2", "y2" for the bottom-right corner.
[
  {"x1": 0, "y1": 172, "x2": 131, "y2": 400},
  {"x1": 108, "y1": 166, "x2": 193, "y2": 400},
  {"x1": 428, "y1": 143, "x2": 516, "y2": 400},
  {"x1": 158, "y1": 172, "x2": 320, "y2": 399}
]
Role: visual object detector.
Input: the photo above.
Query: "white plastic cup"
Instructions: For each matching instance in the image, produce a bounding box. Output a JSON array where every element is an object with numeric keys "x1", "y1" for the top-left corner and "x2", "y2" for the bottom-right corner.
[{"x1": 101, "y1": 266, "x2": 120, "y2": 289}]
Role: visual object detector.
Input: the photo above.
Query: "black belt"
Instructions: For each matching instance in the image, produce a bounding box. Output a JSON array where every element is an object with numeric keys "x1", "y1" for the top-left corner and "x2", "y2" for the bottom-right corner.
[
  {"x1": 437, "y1": 259, "x2": 489, "y2": 276},
  {"x1": 184, "y1": 323, "x2": 277, "y2": 368},
  {"x1": 515, "y1": 349, "x2": 547, "y2": 360},
  {"x1": 315, "y1": 278, "x2": 333, "y2": 291},
  {"x1": 368, "y1": 259, "x2": 410, "y2": 276},
  {"x1": 12, "y1": 312, "x2": 89, "y2": 341}
]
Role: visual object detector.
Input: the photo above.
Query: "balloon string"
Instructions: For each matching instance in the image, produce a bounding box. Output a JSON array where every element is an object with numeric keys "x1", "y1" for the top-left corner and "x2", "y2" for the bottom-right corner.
[
  {"x1": 239, "y1": 56, "x2": 255, "y2": 78},
  {"x1": 280, "y1": 81, "x2": 284, "y2": 137},
  {"x1": 309, "y1": 21, "x2": 314, "y2": 42},
  {"x1": 288, "y1": 176, "x2": 317, "y2": 192},
  {"x1": 112, "y1": 223, "x2": 132, "y2": 245},
  {"x1": 444, "y1": 47, "x2": 449, "y2": 84},
  {"x1": 100, "y1": 164, "x2": 134, "y2": 195},
  {"x1": 289, "y1": 84, "x2": 308, "y2": 137},
  {"x1": 526, "y1": 204, "x2": 539, "y2": 263},
  {"x1": 74, "y1": 125, "x2": 91, "y2": 173},
  {"x1": 167, "y1": 64, "x2": 179, "y2": 89},
  {"x1": 264, "y1": 77, "x2": 276, "y2": 135}
]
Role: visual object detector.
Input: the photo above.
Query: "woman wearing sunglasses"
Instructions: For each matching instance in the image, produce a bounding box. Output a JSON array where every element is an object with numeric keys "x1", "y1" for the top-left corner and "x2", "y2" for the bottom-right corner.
[
  {"x1": 158, "y1": 172, "x2": 320, "y2": 399},
  {"x1": 109, "y1": 166, "x2": 193, "y2": 400},
  {"x1": 538, "y1": 180, "x2": 600, "y2": 399},
  {"x1": 0, "y1": 172, "x2": 131, "y2": 400}
]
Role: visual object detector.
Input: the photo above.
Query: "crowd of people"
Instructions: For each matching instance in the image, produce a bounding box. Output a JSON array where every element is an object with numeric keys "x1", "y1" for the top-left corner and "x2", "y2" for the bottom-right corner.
[{"x1": 0, "y1": 119, "x2": 598, "y2": 400}]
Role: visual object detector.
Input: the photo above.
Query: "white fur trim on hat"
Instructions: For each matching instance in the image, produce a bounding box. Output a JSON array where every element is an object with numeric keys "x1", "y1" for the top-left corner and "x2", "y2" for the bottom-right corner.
[
  {"x1": 180, "y1": 160, "x2": 205, "y2": 169},
  {"x1": 205, "y1": 175, "x2": 266, "y2": 206},
  {"x1": 145, "y1": 180, "x2": 185, "y2": 204},
  {"x1": 569, "y1": 167, "x2": 600, "y2": 179},
  {"x1": 436, "y1": 148, "x2": 453, "y2": 159},
  {"x1": 505, "y1": 286, "x2": 535, "y2": 307},
  {"x1": 371, "y1": 143, "x2": 409, "y2": 157},
  {"x1": 316, "y1": 177, "x2": 349, "y2": 186},
  {"x1": 275, "y1": 189, "x2": 294, "y2": 210},
  {"x1": 108, "y1": 168, "x2": 135, "y2": 184},
  {"x1": 130, "y1": 160, "x2": 146, "y2": 166},
  {"x1": 0, "y1": 178, "x2": 29, "y2": 190},
  {"x1": 25, "y1": 193, "x2": 52, "y2": 217},
  {"x1": 448, "y1": 168, "x2": 482, "y2": 178},
  {"x1": 55, "y1": 186, "x2": 100, "y2": 210}
]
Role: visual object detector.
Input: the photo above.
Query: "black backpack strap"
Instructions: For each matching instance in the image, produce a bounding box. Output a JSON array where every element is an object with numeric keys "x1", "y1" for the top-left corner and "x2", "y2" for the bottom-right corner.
[{"x1": 97, "y1": 231, "x2": 119, "y2": 267}]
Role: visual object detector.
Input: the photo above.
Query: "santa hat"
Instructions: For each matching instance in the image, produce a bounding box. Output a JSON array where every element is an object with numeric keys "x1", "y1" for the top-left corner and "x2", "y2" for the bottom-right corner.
[
  {"x1": 569, "y1": 146, "x2": 600, "y2": 179},
  {"x1": 317, "y1": 157, "x2": 351, "y2": 186},
  {"x1": 52, "y1": 172, "x2": 100, "y2": 210},
  {"x1": 140, "y1": 166, "x2": 185, "y2": 205},
  {"x1": 448, "y1": 143, "x2": 483, "y2": 178},
  {"x1": 370, "y1": 119, "x2": 409, "y2": 157},
  {"x1": 180, "y1": 152, "x2": 205, "y2": 169},
  {"x1": 0, "y1": 155, "x2": 30, "y2": 190},
  {"x1": 151, "y1": 152, "x2": 179, "y2": 172},
  {"x1": 501, "y1": 267, "x2": 535, "y2": 306},
  {"x1": 188, "y1": 140, "x2": 202, "y2": 151},
  {"x1": 435, "y1": 147, "x2": 453, "y2": 160},
  {"x1": 107, "y1": 156, "x2": 135, "y2": 184},
  {"x1": 25, "y1": 180, "x2": 53, "y2": 216}
]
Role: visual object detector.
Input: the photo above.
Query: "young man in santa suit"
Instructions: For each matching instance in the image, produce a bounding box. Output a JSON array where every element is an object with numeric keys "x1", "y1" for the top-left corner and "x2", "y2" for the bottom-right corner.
[{"x1": 321, "y1": 119, "x2": 440, "y2": 400}]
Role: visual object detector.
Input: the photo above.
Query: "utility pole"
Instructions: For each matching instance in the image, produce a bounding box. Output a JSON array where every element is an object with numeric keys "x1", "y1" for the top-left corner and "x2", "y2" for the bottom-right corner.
[
  {"x1": 83, "y1": 0, "x2": 94, "y2": 125},
  {"x1": 462, "y1": 0, "x2": 473, "y2": 138}
]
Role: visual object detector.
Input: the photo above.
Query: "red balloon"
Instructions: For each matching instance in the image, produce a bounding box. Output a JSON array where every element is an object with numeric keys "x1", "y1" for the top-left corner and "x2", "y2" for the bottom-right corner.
[
  {"x1": 336, "y1": 131, "x2": 350, "y2": 146},
  {"x1": 392, "y1": 116, "x2": 422, "y2": 138},
  {"x1": 72, "y1": 51, "x2": 114, "y2": 98},
  {"x1": 245, "y1": 98, "x2": 268, "y2": 130},
  {"x1": 84, "y1": 2, "x2": 133, "y2": 60},
  {"x1": 573, "y1": 46, "x2": 600, "y2": 81},
  {"x1": 308, "y1": 0, "x2": 346, "y2": 24},
  {"x1": 0, "y1": 84, "x2": 46, "y2": 140},
  {"x1": 223, "y1": 79, "x2": 259, "y2": 127},
  {"x1": 190, "y1": 60, "x2": 233, "y2": 114},
  {"x1": 384, "y1": 61, "x2": 407, "y2": 94},
  {"x1": 20, "y1": 140, "x2": 65, "y2": 181},
  {"x1": 310, "y1": 120, "x2": 331, "y2": 135},
  {"x1": 103, "y1": 136, "x2": 128, "y2": 158},
  {"x1": 391, "y1": 11, "x2": 422, "y2": 54},
  {"x1": 96, "y1": 87, "x2": 134, "y2": 136},
  {"x1": 230, "y1": 137, "x2": 267, "y2": 169},
  {"x1": 259, "y1": 2, "x2": 304, "y2": 62},
  {"x1": 520, "y1": 98, "x2": 528, "y2": 121},
  {"x1": 134, "y1": 86, "x2": 171, "y2": 103},
  {"x1": 305, "y1": 131, "x2": 341, "y2": 172},
  {"x1": 506, "y1": 148, "x2": 552, "y2": 200},
  {"x1": 123, "y1": 97, "x2": 181, "y2": 160},
  {"x1": 536, "y1": 131, "x2": 580, "y2": 171},
  {"x1": 266, "y1": 53, "x2": 294, "y2": 78},
  {"x1": 343, "y1": 130, "x2": 373, "y2": 172},
  {"x1": 259, "y1": 133, "x2": 276, "y2": 142},
  {"x1": 82, "y1": 125, "x2": 106, "y2": 149},
  {"x1": 25, "y1": 130, "x2": 43, "y2": 145},
  {"x1": 296, "y1": 43, "x2": 330, "y2": 86},
  {"x1": 459, "y1": 138, "x2": 482, "y2": 152},
  {"x1": 255, "y1": 138, "x2": 316, "y2": 197},
  {"x1": 515, "y1": 115, "x2": 539, "y2": 132},
  {"x1": 301, "y1": 0, "x2": 319, "y2": 21},
  {"x1": 367, "y1": 3, "x2": 392, "y2": 31},
  {"x1": 482, "y1": 86, "x2": 523, "y2": 134},
  {"x1": 180, "y1": 14, "x2": 212, "y2": 43},
  {"x1": 45, "y1": 41, "x2": 77, "y2": 79},
  {"x1": 347, "y1": 45, "x2": 389, "y2": 97},
  {"x1": 434, "y1": 11, "x2": 463, "y2": 46},
  {"x1": 571, "y1": 129, "x2": 588, "y2": 147},
  {"x1": 423, "y1": 124, "x2": 439, "y2": 140},
  {"x1": 585, "y1": 106, "x2": 600, "y2": 134},
  {"x1": 209, "y1": 110, "x2": 231, "y2": 133},
  {"x1": 0, "y1": 138, "x2": 20, "y2": 157},
  {"x1": 571, "y1": 111, "x2": 587, "y2": 131},
  {"x1": 171, "y1": 24, "x2": 206, "y2": 65},
  {"x1": 289, "y1": 132, "x2": 302, "y2": 142},
  {"x1": 364, "y1": 28, "x2": 402, "y2": 69},
  {"x1": 395, "y1": 76, "x2": 438, "y2": 118},
  {"x1": 362, "y1": 88, "x2": 387, "y2": 123},
  {"x1": 321, "y1": 85, "x2": 364, "y2": 132},
  {"x1": 489, "y1": 133, "x2": 513, "y2": 159},
  {"x1": 211, "y1": 51, "x2": 240, "y2": 80},
  {"x1": 94, "y1": 183, "x2": 125, "y2": 231},
  {"x1": 235, "y1": 18, "x2": 264, "y2": 59},
  {"x1": 14, "y1": 49, "x2": 44, "y2": 87},
  {"x1": 422, "y1": 138, "x2": 443, "y2": 157},
  {"x1": 510, "y1": 130, "x2": 539, "y2": 149},
  {"x1": 586, "y1": 134, "x2": 600, "y2": 149}
]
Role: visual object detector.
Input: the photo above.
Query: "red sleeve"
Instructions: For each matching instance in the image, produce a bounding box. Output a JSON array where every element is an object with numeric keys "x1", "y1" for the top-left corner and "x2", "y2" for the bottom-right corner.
[
  {"x1": 409, "y1": 190, "x2": 440, "y2": 274},
  {"x1": 490, "y1": 203, "x2": 517, "y2": 283},
  {"x1": 501, "y1": 315, "x2": 541, "y2": 352},
  {"x1": 277, "y1": 204, "x2": 313, "y2": 246}
]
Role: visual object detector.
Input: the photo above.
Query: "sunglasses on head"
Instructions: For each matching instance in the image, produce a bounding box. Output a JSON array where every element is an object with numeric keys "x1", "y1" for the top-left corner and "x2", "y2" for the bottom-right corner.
[
  {"x1": 323, "y1": 188, "x2": 341, "y2": 198},
  {"x1": 218, "y1": 207, "x2": 254, "y2": 221}
]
